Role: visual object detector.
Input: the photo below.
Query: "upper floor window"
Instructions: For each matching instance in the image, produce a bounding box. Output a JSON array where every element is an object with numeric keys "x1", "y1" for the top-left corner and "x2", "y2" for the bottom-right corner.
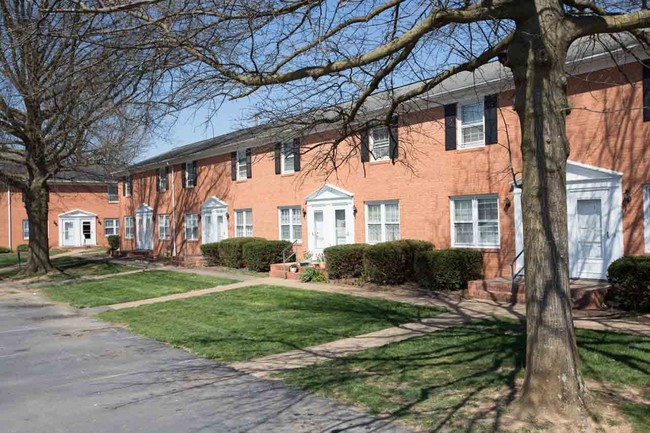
[
  {"x1": 366, "y1": 201, "x2": 400, "y2": 243},
  {"x1": 184, "y1": 162, "x2": 197, "y2": 188},
  {"x1": 369, "y1": 126, "x2": 390, "y2": 161},
  {"x1": 451, "y1": 195, "x2": 499, "y2": 248},
  {"x1": 281, "y1": 141, "x2": 295, "y2": 174},
  {"x1": 22, "y1": 219, "x2": 29, "y2": 240},
  {"x1": 124, "y1": 216, "x2": 134, "y2": 239},
  {"x1": 158, "y1": 167, "x2": 169, "y2": 192},
  {"x1": 123, "y1": 176, "x2": 132, "y2": 197},
  {"x1": 185, "y1": 213, "x2": 199, "y2": 241},
  {"x1": 279, "y1": 207, "x2": 302, "y2": 242},
  {"x1": 235, "y1": 209, "x2": 253, "y2": 237},
  {"x1": 237, "y1": 150, "x2": 248, "y2": 180},
  {"x1": 107, "y1": 183, "x2": 118, "y2": 202},
  {"x1": 458, "y1": 101, "x2": 485, "y2": 149},
  {"x1": 104, "y1": 218, "x2": 119, "y2": 236}
]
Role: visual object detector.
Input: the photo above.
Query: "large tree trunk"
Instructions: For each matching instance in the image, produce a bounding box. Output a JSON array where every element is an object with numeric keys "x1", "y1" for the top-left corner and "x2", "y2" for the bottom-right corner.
[
  {"x1": 23, "y1": 180, "x2": 53, "y2": 275},
  {"x1": 508, "y1": 0, "x2": 586, "y2": 422}
]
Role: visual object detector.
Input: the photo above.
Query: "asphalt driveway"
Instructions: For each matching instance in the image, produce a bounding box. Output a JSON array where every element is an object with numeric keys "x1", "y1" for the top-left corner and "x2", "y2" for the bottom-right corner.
[{"x1": 0, "y1": 289, "x2": 408, "y2": 433}]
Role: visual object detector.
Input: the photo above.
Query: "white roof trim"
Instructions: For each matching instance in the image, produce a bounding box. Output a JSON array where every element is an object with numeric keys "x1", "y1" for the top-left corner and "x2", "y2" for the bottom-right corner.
[
  {"x1": 567, "y1": 160, "x2": 623, "y2": 184},
  {"x1": 58, "y1": 209, "x2": 98, "y2": 218},
  {"x1": 201, "y1": 196, "x2": 228, "y2": 209},
  {"x1": 136, "y1": 203, "x2": 153, "y2": 213},
  {"x1": 305, "y1": 183, "x2": 354, "y2": 202}
]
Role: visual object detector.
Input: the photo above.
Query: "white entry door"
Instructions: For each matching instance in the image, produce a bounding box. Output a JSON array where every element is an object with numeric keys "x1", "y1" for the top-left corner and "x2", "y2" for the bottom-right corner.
[
  {"x1": 59, "y1": 211, "x2": 97, "y2": 247},
  {"x1": 136, "y1": 205, "x2": 154, "y2": 250},
  {"x1": 307, "y1": 205, "x2": 354, "y2": 255},
  {"x1": 201, "y1": 197, "x2": 228, "y2": 244},
  {"x1": 568, "y1": 191, "x2": 612, "y2": 279},
  {"x1": 62, "y1": 220, "x2": 78, "y2": 247}
]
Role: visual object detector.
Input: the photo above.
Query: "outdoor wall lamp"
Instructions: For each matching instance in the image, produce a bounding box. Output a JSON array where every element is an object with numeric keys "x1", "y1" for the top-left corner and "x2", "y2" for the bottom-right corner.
[
  {"x1": 302, "y1": 207, "x2": 306, "y2": 218},
  {"x1": 226, "y1": 212, "x2": 230, "y2": 220},
  {"x1": 623, "y1": 189, "x2": 632, "y2": 206},
  {"x1": 353, "y1": 205, "x2": 358, "y2": 216},
  {"x1": 504, "y1": 197, "x2": 511, "y2": 209}
]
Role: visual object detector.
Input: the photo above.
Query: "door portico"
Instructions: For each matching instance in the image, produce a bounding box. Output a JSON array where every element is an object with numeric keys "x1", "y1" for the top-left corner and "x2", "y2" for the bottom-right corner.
[
  {"x1": 201, "y1": 197, "x2": 228, "y2": 244},
  {"x1": 305, "y1": 184, "x2": 355, "y2": 256},
  {"x1": 135, "y1": 203, "x2": 154, "y2": 251},
  {"x1": 58, "y1": 209, "x2": 97, "y2": 247}
]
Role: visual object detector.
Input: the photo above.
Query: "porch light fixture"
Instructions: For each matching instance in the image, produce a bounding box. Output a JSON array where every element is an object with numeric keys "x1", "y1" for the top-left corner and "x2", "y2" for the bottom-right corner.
[
  {"x1": 226, "y1": 212, "x2": 230, "y2": 220},
  {"x1": 353, "y1": 205, "x2": 358, "y2": 216},
  {"x1": 623, "y1": 189, "x2": 632, "y2": 206},
  {"x1": 504, "y1": 197, "x2": 511, "y2": 209},
  {"x1": 302, "y1": 207, "x2": 306, "y2": 218}
]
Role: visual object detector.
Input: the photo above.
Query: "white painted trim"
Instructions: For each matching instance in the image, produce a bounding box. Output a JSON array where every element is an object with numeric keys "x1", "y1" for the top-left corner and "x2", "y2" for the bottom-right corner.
[
  {"x1": 58, "y1": 209, "x2": 98, "y2": 218},
  {"x1": 135, "y1": 203, "x2": 153, "y2": 214},
  {"x1": 157, "y1": 214, "x2": 170, "y2": 241},
  {"x1": 644, "y1": 185, "x2": 650, "y2": 253},
  {"x1": 234, "y1": 209, "x2": 253, "y2": 237},
  {"x1": 456, "y1": 97, "x2": 486, "y2": 150},
  {"x1": 278, "y1": 206, "x2": 302, "y2": 243},
  {"x1": 103, "y1": 218, "x2": 120, "y2": 237},
  {"x1": 201, "y1": 196, "x2": 228, "y2": 210},
  {"x1": 184, "y1": 212, "x2": 199, "y2": 242},
  {"x1": 124, "y1": 216, "x2": 135, "y2": 240},
  {"x1": 305, "y1": 183, "x2": 354, "y2": 202},
  {"x1": 58, "y1": 215, "x2": 97, "y2": 247},
  {"x1": 567, "y1": 160, "x2": 623, "y2": 178},
  {"x1": 368, "y1": 126, "x2": 391, "y2": 162},
  {"x1": 449, "y1": 194, "x2": 500, "y2": 249},
  {"x1": 364, "y1": 200, "x2": 400, "y2": 244}
]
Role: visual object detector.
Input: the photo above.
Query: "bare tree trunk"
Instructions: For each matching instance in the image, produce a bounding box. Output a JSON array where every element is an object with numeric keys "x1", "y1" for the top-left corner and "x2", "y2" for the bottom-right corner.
[
  {"x1": 23, "y1": 181, "x2": 53, "y2": 274},
  {"x1": 507, "y1": 0, "x2": 586, "y2": 422}
]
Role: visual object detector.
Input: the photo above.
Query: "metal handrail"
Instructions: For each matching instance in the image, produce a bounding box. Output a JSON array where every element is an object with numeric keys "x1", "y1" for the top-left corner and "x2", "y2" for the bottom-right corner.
[
  {"x1": 510, "y1": 249, "x2": 525, "y2": 293},
  {"x1": 281, "y1": 240, "x2": 298, "y2": 265}
]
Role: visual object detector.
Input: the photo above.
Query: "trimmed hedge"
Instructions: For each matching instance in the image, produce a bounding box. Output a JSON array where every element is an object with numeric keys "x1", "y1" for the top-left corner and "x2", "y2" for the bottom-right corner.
[
  {"x1": 362, "y1": 240, "x2": 434, "y2": 285},
  {"x1": 324, "y1": 244, "x2": 368, "y2": 279},
  {"x1": 415, "y1": 249, "x2": 483, "y2": 291},
  {"x1": 200, "y1": 237, "x2": 264, "y2": 268},
  {"x1": 107, "y1": 235, "x2": 120, "y2": 251},
  {"x1": 0, "y1": 246, "x2": 12, "y2": 254},
  {"x1": 606, "y1": 256, "x2": 650, "y2": 312},
  {"x1": 242, "y1": 240, "x2": 292, "y2": 272},
  {"x1": 16, "y1": 244, "x2": 29, "y2": 253}
]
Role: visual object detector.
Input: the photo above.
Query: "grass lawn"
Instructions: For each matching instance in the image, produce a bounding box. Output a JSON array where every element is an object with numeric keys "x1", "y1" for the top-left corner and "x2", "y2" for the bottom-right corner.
[
  {"x1": 279, "y1": 319, "x2": 650, "y2": 432},
  {"x1": 42, "y1": 270, "x2": 239, "y2": 307},
  {"x1": 0, "y1": 256, "x2": 137, "y2": 282},
  {"x1": 99, "y1": 285, "x2": 443, "y2": 362},
  {"x1": 0, "y1": 248, "x2": 68, "y2": 268}
]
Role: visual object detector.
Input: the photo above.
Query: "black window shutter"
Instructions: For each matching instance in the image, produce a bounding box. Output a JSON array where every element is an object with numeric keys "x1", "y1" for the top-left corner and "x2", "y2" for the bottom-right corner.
[
  {"x1": 230, "y1": 152, "x2": 237, "y2": 180},
  {"x1": 192, "y1": 161, "x2": 198, "y2": 186},
  {"x1": 165, "y1": 166, "x2": 170, "y2": 189},
  {"x1": 484, "y1": 94, "x2": 498, "y2": 144},
  {"x1": 274, "y1": 143, "x2": 281, "y2": 175},
  {"x1": 246, "y1": 148, "x2": 252, "y2": 178},
  {"x1": 643, "y1": 59, "x2": 650, "y2": 122},
  {"x1": 122, "y1": 177, "x2": 126, "y2": 196},
  {"x1": 181, "y1": 164, "x2": 187, "y2": 188},
  {"x1": 360, "y1": 129, "x2": 370, "y2": 162},
  {"x1": 156, "y1": 170, "x2": 160, "y2": 192},
  {"x1": 389, "y1": 116, "x2": 399, "y2": 162},
  {"x1": 293, "y1": 138, "x2": 301, "y2": 172},
  {"x1": 444, "y1": 103, "x2": 457, "y2": 151}
]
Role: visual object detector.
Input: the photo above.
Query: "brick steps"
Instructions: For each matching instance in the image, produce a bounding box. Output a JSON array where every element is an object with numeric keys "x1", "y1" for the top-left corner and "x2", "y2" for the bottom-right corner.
[
  {"x1": 269, "y1": 263, "x2": 301, "y2": 280},
  {"x1": 467, "y1": 278, "x2": 608, "y2": 310}
]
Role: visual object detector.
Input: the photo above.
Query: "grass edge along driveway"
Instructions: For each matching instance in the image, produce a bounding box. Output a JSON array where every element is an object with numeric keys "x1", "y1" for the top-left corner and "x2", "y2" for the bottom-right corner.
[
  {"x1": 42, "y1": 270, "x2": 239, "y2": 307},
  {"x1": 99, "y1": 285, "x2": 444, "y2": 362}
]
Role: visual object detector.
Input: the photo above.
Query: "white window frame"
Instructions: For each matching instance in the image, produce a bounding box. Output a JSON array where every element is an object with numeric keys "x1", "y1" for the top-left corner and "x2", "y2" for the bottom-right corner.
[
  {"x1": 365, "y1": 201, "x2": 400, "y2": 244},
  {"x1": 159, "y1": 168, "x2": 168, "y2": 192},
  {"x1": 22, "y1": 219, "x2": 29, "y2": 240},
  {"x1": 107, "y1": 183, "x2": 119, "y2": 203},
  {"x1": 235, "y1": 209, "x2": 253, "y2": 237},
  {"x1": 236, "y1": 150, "x2": 248, "y2": 180},
  {"x1": 104, "y1": 218, "x2": 119, "y2": 237},
  {"x1": 158, "y1": 214, "x2": 170, "y2": 240},
  {"x1": 184, "y1": 213, "x2": 199, "y2": 241},
  {"x1": 643, "y1": 185, "x2": 650, "y2": 253},
  {"x1": 278, "y1": 206, "x2": 302, "y2": 243},
  {"x1": 124, "y1": 216, "x2": 134, "y2": 239},
  {"x1": 369, "y1": 126, "x2": 391, "y2": 162},
  {"x1": 184, "y1": 162, "x2": 196, "y2": 188},
  {"x1": 457, "y1": 98, "x2": 485, "y2": 149},
  {"x1": 280, "y1": 141, "x2": 295, "y2": 174},
  {"x1": 124, "y1": 177, "x2": 132, "y2": 197},
  {"x1": 450, "y1": 194, "x2": 500, "y2": 248}
]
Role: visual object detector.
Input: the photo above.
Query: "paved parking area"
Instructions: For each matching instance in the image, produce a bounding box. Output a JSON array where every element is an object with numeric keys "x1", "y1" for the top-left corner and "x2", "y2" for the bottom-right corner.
[{"x1": 0, "y1": 290, "x2": 408, "y2": 433}]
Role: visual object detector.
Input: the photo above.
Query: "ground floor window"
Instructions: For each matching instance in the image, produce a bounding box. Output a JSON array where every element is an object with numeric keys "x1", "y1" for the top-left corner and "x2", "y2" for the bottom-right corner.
[
  {"x1": 235, "y1": 209, "x2": 253, "y2": 237},
  {"x1": 158, "y1": 214, "x2": 170, "y2": 240},
  {"x1": 185, "y1": 213, "x2": 199, "y2": 241},
  {"x1": 22, "y1": 219, "x2": 29, "y2": 240},
  {"x1": 366, "y1": 201, "x2": 400, "y2": 243},
  {"x1": 104, "y1": 218, "x2": 119, "y2": 236},
  {"x1": 279, "y1": 207, "x2": 302, "y2": 242},
  {"x1": 124, "y1": 216, "x2": 134, "y2": 239},
  {"x1": 451, "y1": 195, "x2": 499, "y2": 248}
]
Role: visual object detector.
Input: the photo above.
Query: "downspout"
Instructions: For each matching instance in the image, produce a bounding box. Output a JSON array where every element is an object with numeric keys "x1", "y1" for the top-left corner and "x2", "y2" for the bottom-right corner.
[
  {"x1": 7, "y1": 184, "x2": 12, "y2": 249},
  {"x1": 169, "y1": 162, "x2": 177, "y2": 257}
]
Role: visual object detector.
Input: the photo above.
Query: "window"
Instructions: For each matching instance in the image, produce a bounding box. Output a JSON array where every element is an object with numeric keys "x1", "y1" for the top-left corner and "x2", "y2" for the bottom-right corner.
[
  {"x1": 124, "y1": 216, "x2": 134, "y2": 239},
  {"x1": 104, "y1": 218, "x2": 119, "y2": 236},
  {"x1": 366, "y1": 201, "x2": 400, "y2": 243},
  {"x1": 185, "y1": 213, "x2": 199, "y2": 241},
  {"x1": 158, "y1": 214, "x2": 170, "y2": 240},
  {"x1": 185, "y1": 162, "x2": 196, "y2": 188},
  {"x1": 235, "y1": 209, "x2": 253, "y2": 237},
  {"x1": 451, "y1": 195, "x2": 499, "y2": 248},
  {"x1": 279, "y1": 207, "x2": 302, "y2": 242},
  {"x1": 281, "y1": 141, "x2": 295, "y2": 173},
  {"x1": 107, "y1": 183, "x2": 118, "y2": 202},
  {"x1": 237, "y1": 150, "x2": 248, "y2": 180},
  {"x1": 123, "y1": 176, "x2": 132, "y2": 197},
  {"x1": 644, "y1": 185, "x2": 650, "y2": 252},
  {"x1": 458, "y1": 101, "x2": 485, "y2": 148},
  {"x1": 158, "y1": 168, "x2": 168, "y2": 192},
  {"x1": 369, "y1": 126, "x2": 390, "y2": 161},
  {"x1": 22, "y1": 219, "x2": 29, "y2": 240}
]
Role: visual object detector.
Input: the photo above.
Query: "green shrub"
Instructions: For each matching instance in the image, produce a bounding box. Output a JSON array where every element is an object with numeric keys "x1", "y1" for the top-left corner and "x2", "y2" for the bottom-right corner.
[
  {"x1": 606, "y1": 256, "x2": 650, "y2": 312},
  {"x1": 324, "y1": 244, "x2": 368, "y2": 279},
  {"x1": 16, "y1": 244, "x2": 29, "y2": 253},
  {"x1": 362, "y1": 240, "x2": 434, "y2": 285},
  {"x1": 0, "y1": 246, "x2": 12, "y2": 254},
  {"x1": 415, "y1": 249, "x2": 483, "y2": 291},
  {"x1": 107, "y1": 235, "x2": 120, "y2": 251},
  {"x1": 201, "y1": 237, "x2": 264, "y2": 268},
  {"x1": 242, "y1": 240, "x2": 292, "y2": 272},
  {"x1": 300, "y1": 266, "x2": 327, "y2": 283}
]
